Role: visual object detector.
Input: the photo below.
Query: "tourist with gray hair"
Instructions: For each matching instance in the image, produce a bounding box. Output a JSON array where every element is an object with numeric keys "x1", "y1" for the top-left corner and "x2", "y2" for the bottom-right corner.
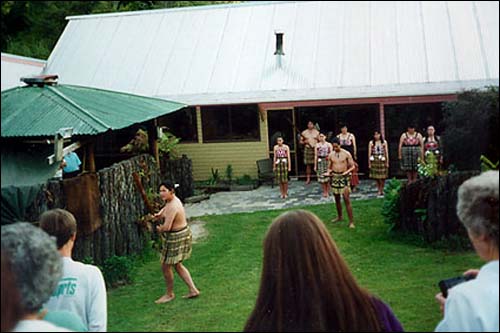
[
  {"x1": 435, "y1": 170, "x2": 499, "y2": 332},
  {"x1": 1, "y1": 222, "x2": 71, "y2": 332}
]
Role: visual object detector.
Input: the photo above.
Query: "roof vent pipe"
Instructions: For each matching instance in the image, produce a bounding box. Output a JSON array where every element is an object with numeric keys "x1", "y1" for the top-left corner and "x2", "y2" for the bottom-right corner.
[{"x1": 274, "y1": 30, "x2": 285, "y2": 55}]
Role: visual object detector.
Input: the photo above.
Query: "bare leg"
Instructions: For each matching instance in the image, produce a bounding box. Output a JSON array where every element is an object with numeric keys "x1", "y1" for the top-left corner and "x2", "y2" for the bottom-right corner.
[
  {"x1": 306, "y1": 165, "x2": 311, "y2": 184},
  {"x1": 284, "y1": 182, "x2": 289, "y2": 198},
  {"x1": 175, "y1": 263, "x2": 200, "y2": 299},
  {"x1": 331, "y1": 194, "x2": 343, "y2": 222},
  {"x1": 155, "y1": 263, "x2": 175, "y2": 303},
  {"x1": 406, "y1": 172, "x2": 412, "y2": 184},
  {"x1": 343, "y1": 190, "x2": 355, "y2": 228},
  {"x1": 279, "y1": 183, "x2": 284, "y2": 198},
  {"x1": 380, "y1": 179, "x2": 386, "y2": 195}
]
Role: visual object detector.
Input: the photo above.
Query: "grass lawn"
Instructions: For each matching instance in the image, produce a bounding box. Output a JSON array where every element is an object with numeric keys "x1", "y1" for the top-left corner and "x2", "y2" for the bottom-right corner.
[{"x1": 108, "y1": 199, "x2": 482, "y2": 332}]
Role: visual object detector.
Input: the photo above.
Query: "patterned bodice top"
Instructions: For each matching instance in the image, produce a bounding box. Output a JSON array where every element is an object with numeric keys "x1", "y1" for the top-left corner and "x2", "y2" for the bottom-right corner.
[
  {"x1": 424, "y1": 137, "x2": 440, "y2": 153},
  {"x1": 276, "y1": 146, "x2": 287, "y2": 158},
  {"x1": 403, "y1": 132, "x2": 421, "y2": 146},
  {"x1": 371, "y1": 141, "x2": 386, "y2": 156},
  {"x1": 338, "y1": 133, "x2": 354, "y2": 155},
  {"x1": 317, "y1": 143, "x2": 331, "y2": 157}
]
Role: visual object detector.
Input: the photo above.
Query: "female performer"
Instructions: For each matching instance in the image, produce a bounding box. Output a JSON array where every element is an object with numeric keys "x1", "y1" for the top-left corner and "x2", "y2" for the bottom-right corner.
[
  {"x1": 314, "y1": 133, "x2": 333, "y2": 198},
  {"x1": 368, "y1": 131, "x2": 389, "y2": 196},
  {"x1": 273, "y1": 137, "x2": 291, "y2": 199}
]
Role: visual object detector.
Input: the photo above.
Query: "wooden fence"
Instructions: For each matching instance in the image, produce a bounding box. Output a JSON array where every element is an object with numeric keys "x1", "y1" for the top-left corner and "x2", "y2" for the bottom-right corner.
[{"x1": 23, "y1": 154, "x2": 193, "y2": 264}]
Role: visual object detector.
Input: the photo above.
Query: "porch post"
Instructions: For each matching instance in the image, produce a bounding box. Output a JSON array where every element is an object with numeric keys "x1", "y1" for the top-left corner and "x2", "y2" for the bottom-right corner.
[{"x1": 379, "y1": 103, "x2": 386, "y2": 139}]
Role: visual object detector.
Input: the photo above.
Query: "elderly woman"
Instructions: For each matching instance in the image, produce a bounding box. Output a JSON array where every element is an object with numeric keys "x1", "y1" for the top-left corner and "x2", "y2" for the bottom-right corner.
[
  {"x1": 435, "y1": 171, "x2": 499, "y2": 332},
  {"x1": 1, "y1": 222, "x2": 69, "y2": 332}
]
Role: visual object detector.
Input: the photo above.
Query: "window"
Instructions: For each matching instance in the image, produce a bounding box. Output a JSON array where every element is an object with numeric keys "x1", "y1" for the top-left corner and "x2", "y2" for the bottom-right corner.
[
  {"x1": 202, "y1": 104, "x2": 260, "y2": 142},
  {"x1": 158, "y1": 107, "x2": 198, "y2": 143}
]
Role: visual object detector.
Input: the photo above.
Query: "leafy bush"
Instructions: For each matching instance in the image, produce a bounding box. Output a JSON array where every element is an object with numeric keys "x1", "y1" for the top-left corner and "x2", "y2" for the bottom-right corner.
[
  {"x1": 225, "y1": 164, "x2": 233, "y2": 184},
  {"x1": 382, "y1": 178, "x2": 402, "y2": 229},
  {"x1": 417, "y1": 153, "x2": 440, "y2": 178},
  {"x1": 102, "y1": 255, "x2": 135, "y2": 288},
  {"x1": 208, "y1": 168, "x2": 220, "y2": 185},
  {"x1": 158, "y1": 131, "x2": 180, "y2": 159},
  {"x1": 442, "y1": 86, "x2": 499, "y2": 171},
  {"x1": 236, "y1": 174, "x2": 254, "y2": 185},
  {"x1": 480, "y1": 155, "x2": 499, "y2": 171}
]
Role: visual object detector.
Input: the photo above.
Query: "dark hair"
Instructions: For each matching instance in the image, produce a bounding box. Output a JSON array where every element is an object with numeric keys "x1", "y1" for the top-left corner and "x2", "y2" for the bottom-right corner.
[
  {"x1": 340, "y1": 123, "x2": 348, "y2": 129},
  {"x1": 1, "y1": 252, "x2": 23, "y2": 331},
  {"x1": 307, "y1": 120, "x2": 314, "y2": 125},
  {"x1": 276, "y1": 136, "x2": 284, "y2": 142},
  {"x1": 244, "y1": 210, "x2": 382, "y2": 332},
  {"x1": 159, "y1": 181, "x2": 175, "y2": 192},
  {"x1": 331, "y1": 137, "x2": 340, "y2": 145},
  {"x1": 39, "y1": 209, "x2": 77, "y2": 249},
  {"x1": 407, "y1": 124, "x2": 416, "y2": 129},
  {"x1": 373, "y1": 130, "x2": 384, "y2": 142}
]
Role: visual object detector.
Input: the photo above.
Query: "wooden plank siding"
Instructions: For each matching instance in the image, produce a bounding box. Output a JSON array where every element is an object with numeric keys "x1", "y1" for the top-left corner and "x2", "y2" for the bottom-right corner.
[{"x1": 177, "y1": 108, "x2": 269, "y2": 181}]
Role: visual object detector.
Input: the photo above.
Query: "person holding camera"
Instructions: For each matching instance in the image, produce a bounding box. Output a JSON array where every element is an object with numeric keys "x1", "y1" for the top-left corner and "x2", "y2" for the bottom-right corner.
[{"x1": 435, "y1": 171, "x2": 499, "y2": 332}]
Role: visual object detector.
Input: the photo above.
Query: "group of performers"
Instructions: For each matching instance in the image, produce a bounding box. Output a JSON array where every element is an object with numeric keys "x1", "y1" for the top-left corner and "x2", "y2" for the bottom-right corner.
[{"x1": 272, "y1": 122, "x2": 443, "y2": 225}]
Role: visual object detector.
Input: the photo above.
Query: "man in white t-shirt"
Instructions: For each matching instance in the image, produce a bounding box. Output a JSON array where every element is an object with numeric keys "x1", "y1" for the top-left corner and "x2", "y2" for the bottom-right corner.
[{"x1": 40, "y1": 209, "x2": 107, "y2": 332}]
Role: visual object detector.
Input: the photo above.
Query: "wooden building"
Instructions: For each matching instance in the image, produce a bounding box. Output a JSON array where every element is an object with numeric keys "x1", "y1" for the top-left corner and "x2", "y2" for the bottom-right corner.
[{"x1": 41, "y1": 1, "x2": 499, "y2": 180}]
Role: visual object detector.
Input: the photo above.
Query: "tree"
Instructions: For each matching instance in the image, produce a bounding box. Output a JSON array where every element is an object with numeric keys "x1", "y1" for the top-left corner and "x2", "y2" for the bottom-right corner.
[
  {"x1": 1, "y1": 1, "x2": 240, "y2": 59},
  {"x1": 441, "y1": 86, "x2": 499, "y2": 171}
]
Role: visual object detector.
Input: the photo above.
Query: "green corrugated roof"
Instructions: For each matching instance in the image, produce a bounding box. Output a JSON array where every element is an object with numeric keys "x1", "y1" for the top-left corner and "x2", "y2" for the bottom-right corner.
[{"x1": 1, "y1": 84, "x2": 186, "y2": 137}]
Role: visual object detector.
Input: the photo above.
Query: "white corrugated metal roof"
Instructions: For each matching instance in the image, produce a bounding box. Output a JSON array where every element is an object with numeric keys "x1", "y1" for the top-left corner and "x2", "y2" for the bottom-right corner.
[
  {"x1": 1, "y1": 53, "x2": 46, "y2": 91},
  {"x1": 44, "y1": 1, "x2": 499, "y2": 105}
]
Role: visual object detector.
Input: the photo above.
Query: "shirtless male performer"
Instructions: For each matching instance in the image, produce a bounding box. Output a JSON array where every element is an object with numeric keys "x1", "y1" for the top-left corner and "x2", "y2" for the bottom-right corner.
[
  {"x1": 152, "y1": 181, "x2": 200, "y2": 303},
  {"x1": 300, "y1": 121, "x2": 320, "y2": 184},
  {"x1": 325, "y1": 137, "x2": 356, "y2": 228}
]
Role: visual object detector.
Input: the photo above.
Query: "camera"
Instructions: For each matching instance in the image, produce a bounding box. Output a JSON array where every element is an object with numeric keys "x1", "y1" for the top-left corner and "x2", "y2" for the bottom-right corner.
[{"x1": 438, "y1": 274, "x2": 475, "y2": 298}]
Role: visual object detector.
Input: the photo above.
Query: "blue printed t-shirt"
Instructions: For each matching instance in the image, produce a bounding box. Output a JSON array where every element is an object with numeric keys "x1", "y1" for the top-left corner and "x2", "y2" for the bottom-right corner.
[{"x1": 63, "y1": 152, "x2": 81, "y2": 173}]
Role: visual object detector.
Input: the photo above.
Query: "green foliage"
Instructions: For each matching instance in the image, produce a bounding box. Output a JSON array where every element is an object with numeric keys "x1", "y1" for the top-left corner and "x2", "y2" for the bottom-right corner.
[
  {"x1": 442, "y1": 86, "x2": 499, "y2": 171},
  {"x1": 208, "y1": 168, "x2": 220, "y2": 185},
  {"x1": 382, "y1": 178, "x2": 402, "y2": 229},
  {"x1": 158, "y1": 131, "x2": 180, "y2": 159},
  {"x1": 236, "y1": 174, "x2": 254, "y2": 185},
  {"x1": 1, "y1": 1, "x2": 240, "y2": 58},
  {"x1": 417, "y1": 153, "x2": 440, "y2": 178},
  {"x1": 81, "y1": 256, "x2": 95, "y2": 265},
  {"x1": 102, "y1": 255, "x2": 135, "y2": 288},
  {"x1": 225, "y1": 164, "x2": 233, "y2": 184},
  {"x1": 480, "y1": 155, "x2": 499, "y2": 171}
]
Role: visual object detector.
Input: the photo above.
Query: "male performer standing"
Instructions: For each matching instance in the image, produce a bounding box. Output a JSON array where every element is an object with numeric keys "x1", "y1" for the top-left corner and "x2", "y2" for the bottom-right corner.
[
  {"x1": 325, "y1": 137, "x2": 356, "y2": 228},
  {"x1": 300, "y1": 121, "x2": 320, "y2": 184}
]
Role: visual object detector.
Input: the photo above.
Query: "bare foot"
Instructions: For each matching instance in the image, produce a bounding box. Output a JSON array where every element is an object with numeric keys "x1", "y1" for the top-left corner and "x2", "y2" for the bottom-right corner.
[
  {"x1": 348, "y1": 223, "x2": 355, "y2": 229},
  {"x1": 182, "y1": 290, "x2": 200, "y2": 299},
  {"x1": 331, "y1": 217, "x2": 343, "y2": 223},
  {"x1": 306, "y1": 180, "x2": 311, "y2": 185},
  {"x1": 155, "y1": 294, "x2": 175, "y2": 304}
]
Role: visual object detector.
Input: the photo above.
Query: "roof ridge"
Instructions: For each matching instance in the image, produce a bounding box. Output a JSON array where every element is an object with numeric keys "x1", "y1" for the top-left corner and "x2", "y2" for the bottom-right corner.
[{"x1": 46, "y1": 85, "x2": 111, "y2": 131}]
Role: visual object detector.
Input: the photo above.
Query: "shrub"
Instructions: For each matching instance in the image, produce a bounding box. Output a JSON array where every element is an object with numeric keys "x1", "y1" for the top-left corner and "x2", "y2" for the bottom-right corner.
[
  {"x1": 225, "y1": 164, "x2": 233, "y2": 184},
  {"x1": 382, "y1": 178, "x2": 402, "y2": 230},
  {"x1": 236, "y1": 174, "x2": 254, "y2": 185},
  {"x1": 441, "y1": 86, "x2": 499, "y2": 171},
  {"x1": 158, "y1": 131, "x2": 180, "y2": 159},
  {"x1": 102, "y1": 255, "x2": 135, "y2": 288}
]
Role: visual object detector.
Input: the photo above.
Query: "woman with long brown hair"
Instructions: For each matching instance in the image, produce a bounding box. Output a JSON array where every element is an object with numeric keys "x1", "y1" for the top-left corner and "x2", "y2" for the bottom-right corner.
[{"x1": 244, "y1": 210, "x2": 403, "y2": 332}]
